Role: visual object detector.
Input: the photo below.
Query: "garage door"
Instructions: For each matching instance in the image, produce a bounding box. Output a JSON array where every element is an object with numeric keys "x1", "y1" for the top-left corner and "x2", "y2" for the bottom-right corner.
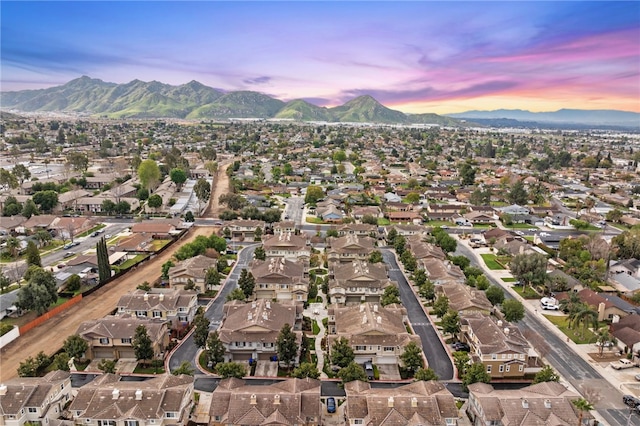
[
  {"x1": 118, "y1": 349, "x2": 136, "y2": 359},
  {"x1": 93, "y1": 349, "x2": 114, "y2": 359}
]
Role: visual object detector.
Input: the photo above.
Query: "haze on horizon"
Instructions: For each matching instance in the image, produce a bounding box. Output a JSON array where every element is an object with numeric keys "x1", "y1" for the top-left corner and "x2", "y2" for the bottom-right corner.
[{"x1": 1, "y1": 1, "x2": 639, "y2": 115}]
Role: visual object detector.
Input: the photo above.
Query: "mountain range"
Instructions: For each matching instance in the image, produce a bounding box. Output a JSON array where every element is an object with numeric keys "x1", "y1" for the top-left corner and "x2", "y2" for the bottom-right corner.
[
  {"x1": 0, "y1": 76, "x2": 462, "y2": 126},
  {"x1": 2, "y1": 77, "x2": 637, "y2": 128},
  {"x1": 446, "y1": 108, "x2": 640, "y2": 127}
]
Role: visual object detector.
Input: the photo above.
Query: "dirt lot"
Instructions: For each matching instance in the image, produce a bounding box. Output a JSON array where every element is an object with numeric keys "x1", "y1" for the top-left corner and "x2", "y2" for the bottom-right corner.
[
  {"x1": 0, "y1": 226, "x2": 215, "y2": 382},
  {"x1": 202, "y1": 160, "x2": 231, "y2": 218}
]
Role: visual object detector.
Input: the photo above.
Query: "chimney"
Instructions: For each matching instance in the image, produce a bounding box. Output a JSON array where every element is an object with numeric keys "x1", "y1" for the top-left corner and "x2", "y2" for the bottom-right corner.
[
  {"x1": 263, "y1": 312, "x2": 268, "y2": 321},
  {"x1": 0, "y1": 384, "x2": 6, "y2": 396},
  {"x1": 373, "y1": 304, "x2": 378, "y2": 313},
  {"x1": 496, "y1": 320, "x2": 503, "y2": 327},
  {"x1": 159, "y1": 293, "x2": 164, "y2": 302},
  {"x1": 250, "y1": 394, "x2": 257, "y2": 405},
  {"x1": 411, "y1": 397, "x2": 417, "y2": 408},
  {"x1": 387, "y1": 396, "x2": 394, "y2": 408},
  {"x1": 252, "y1": 301, "x2": 257, "y2": 309},
  {"x1": 544, "y1": 399, "x2": 551, "y2": 409},
  {"x1": 248, "y1": 312, "x2": 253, "y2": 321},
  {"x1": 360, "y1": 305, "x2": 365, "y2": 312},
  {"x1": 504, "y1": 327, "x2": 510, "y2": 335},
  {"x1": 522, "y1": 399, "x2": 528, "y2": 409},
  {"x1": 362, "y1": 315, "x2": 367, "y2": 325},
  {"x1": 377, "y1": 316, "x2": 382, "y2": 324},
  {"x1": 135, "y1": 389, "x2": 143, "y2": 400},
  {"x1": 274, "y1": 394, "x2": 280, "y2": 405},
  {"x1": 266, "y1": 301, "x2": 271, "y2": 310},
  {"x1": 112, "y1": 389, "x2": 120, "y2": 400},
  {"x1": 143, "y1": 293, "x2": 149, "y2": 301}
]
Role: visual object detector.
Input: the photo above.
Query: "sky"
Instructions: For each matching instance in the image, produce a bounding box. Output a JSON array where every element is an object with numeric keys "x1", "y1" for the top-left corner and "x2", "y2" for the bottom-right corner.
[{"x1": 1, "y1": 1, "x2": 639, "y2": 114}]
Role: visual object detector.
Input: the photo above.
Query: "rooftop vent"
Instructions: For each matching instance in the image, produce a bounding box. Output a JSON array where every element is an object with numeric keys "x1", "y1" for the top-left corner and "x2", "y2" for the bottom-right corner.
[
  {"x1": 387, "y1": 396, "x2": 394, "y2": 408},
  {"x1": 274, "y1": 394, "x2": 280, "y2": 405},
  {"x1": 522, "y1": 399, "x2": 529, "y2": 409},
  {"x1": 135, "y1": 389, "x2": 143, "y2": 400},
  {"x1": 112, "y1": 389, "x2": 120, "y2": 400},
  {"x1": 143, "y1": 293, "x2": 149, "y2": 301},
  {"x1": 158, "y1": 293, "x2": 164, "y2": 302},
  {"x1": 0, "y1": 385, "x2": 6, "y2": 396},
  {"x1": 544, "y1": 399, "x2": 551, "y2": 409},
  {"x1": 411, "y1": 397, "x2": 418, "y2": 408},
  {"x1": 250, "y1": 394, "x2": 257, "y2": 405},
  {"x1": 373, "y1": 304, "x2": 378, "y2": 313}
]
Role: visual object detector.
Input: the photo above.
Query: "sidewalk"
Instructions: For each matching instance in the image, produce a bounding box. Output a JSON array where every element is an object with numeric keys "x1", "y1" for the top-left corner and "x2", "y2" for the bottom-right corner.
[
  {"x1": 455, "y1": 235, "x2": 622, "y2": 423},
  {"x1": 302, "y1": 291, "x2": 329, "y2": 378}
]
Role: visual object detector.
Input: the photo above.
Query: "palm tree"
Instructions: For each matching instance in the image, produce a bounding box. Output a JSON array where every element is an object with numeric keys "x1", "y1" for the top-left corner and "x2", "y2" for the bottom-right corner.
[
  {"x1": 595, "y1": 327, "x2": 617, "y2": 358},
  {"x1": 5, "y1": 237, "x2": 20, "y2": 259},
  {"x1": 568, "y1": 303, "x2": 599, "y2": 338},
  {"x1": 572, "y1": 397, "x2": 593, "y2": 426},
  {"x1": 559, "y1": 291, "x2": 581, "y2": 314}
]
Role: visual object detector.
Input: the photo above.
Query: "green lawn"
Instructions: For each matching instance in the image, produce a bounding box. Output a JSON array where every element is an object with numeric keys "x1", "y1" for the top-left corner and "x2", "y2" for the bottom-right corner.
[
  {"x1": 480, "y1": 253, "x2": 505, "y2": 270},
  {"x1": 501, "y1": 277, "x2": 517, "y2": 282},
  {"x1": 116, "y1": 254, "x2": 149, "y2": 270},
  {"x1": 512, "y1": 285, "x2": 540, "y2": 299},
  {"x1": 426, "y1": 220, "x2": 454, "y2": 227},
  {"x1": 133, "y1": 364, "x2": 166, "y2": 374},
  {"x1": 312, "y1": 320, "x2": 320, "y2": 335},
  {"x1": 507, "y1": 223, "x2": 536, "y2": 229},
  {"x1": 150, "y1": 239, "x2": 172, "y2": 251},
  {"x1": 543, "y1": 315, "x2": 599, "y2": 344},
  {"x1": 472, "y1": 223, "x2": 495, "y2": 229},
  {"x1": 305, "y1": 217, "x2": 324, "y2": 224},
  {"x1": 377, "y1": 218, "x2": 391, "y2": 226}
]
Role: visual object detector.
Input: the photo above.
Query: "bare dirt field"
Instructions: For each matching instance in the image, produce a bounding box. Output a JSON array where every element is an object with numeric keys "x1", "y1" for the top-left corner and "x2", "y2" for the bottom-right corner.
[
  {"x1": 202, "y1": 160, "x2": 231, "y2": 218},
  {"x1": 0, "y1": 226, "x2": 215, "y2": 381}
]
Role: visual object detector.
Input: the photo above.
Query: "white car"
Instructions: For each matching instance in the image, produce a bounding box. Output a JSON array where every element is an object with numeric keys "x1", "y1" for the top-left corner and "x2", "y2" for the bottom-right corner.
[
  {"x1": 611, "y1": 359, "x2": 635, "y2": 370},
  {"x1": 540, "y1": 297, "x2": 559, "y2": 310}
]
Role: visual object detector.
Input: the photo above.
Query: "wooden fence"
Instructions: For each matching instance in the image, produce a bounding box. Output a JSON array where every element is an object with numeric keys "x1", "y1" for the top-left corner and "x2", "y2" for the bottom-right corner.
[{"x1": 19, "y1": 294, "x2": 83, "y2": 335}]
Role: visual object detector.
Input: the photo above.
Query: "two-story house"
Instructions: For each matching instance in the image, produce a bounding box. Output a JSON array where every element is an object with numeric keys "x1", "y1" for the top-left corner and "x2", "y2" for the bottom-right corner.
[
  {"x1": 218, "y1": 300, "x2": 303, "y2": 362},
  {"x1": 326, "y1": 235, "x2": 376, "y2": 264},
  {"x1": 344, "y1": 380, "x2": 458, "y2": 426},
  {"x1": 329, "y1": 260, "x2": 395, "y2": 305},
  {"x1": 115, "y1": 289, "x2": 198, "y2": 329},
  {"x1": 436, "y1": 284, "x2": 493, "y2": 315},
  {"x1": 336, "y1": 223, "x2": 378, "y2": 238},
  {"x1": 0, "y1": 371, "x2": 72, "y2": 426},
  {"x1": 460, "y1": 314, "x2": 541, "y2": 379},
  {"x1": 226, "y1": 220, "x2": 266, "y2": 241},
  {"x1": 250, "y1": 257, "x2": 308, "y2": 302},
  {"x1": 209, "y1": 378, "x2": 321, "y2": 426},
  {"x1": 467, "y1": 382, "x2": 592, "y2": 426},
  {"x1": 76, "y1": 314, "x2": 170, "y2": 360},
  {"x1": 168, "y1": 254, "x2": 217, "y2": 291},
  {"x1": 70, "y1": 373, "x2": 194, "y2": 426},
  {"x1": 327, "y1": 303, "x2": 421, "y2": 365},
  {"x1": 262, "y1": 233, "x2": 311, "y2": 262}
]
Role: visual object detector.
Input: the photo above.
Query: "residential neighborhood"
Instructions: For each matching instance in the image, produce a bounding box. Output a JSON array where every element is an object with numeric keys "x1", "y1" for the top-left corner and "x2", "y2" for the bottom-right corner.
[{"x1": 2, "y1": 114, "x2": 640, "y2": 425}]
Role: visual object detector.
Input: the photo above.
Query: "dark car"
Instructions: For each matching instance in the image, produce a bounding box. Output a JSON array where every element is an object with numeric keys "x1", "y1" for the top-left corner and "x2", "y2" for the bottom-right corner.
[
  {"x1": 326, "y1": 397, "x2": 336, "y2": 413},
  {"x1": 624, "y1": 395, "x2": 640, "y2": 408},
  {"x1": 364, "y1": 361, "x2": 374, "y2": 380},
  {"x1": 452, "y1": 342, "x2": 470, "y2": 352}
]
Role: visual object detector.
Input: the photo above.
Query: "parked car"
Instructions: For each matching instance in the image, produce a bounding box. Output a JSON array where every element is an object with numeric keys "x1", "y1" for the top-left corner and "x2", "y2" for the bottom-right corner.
[
  {"x1": 326, "y1": 397, "x2": 336, "y2": 413},
  {"x1": 540, "y1": 297, "x2": 559, "y2": 310},
  {"x1": 452, "y1": 342, "x2": 471, "y2": 352},
  {"x1": 63, "y1": 243, "x2": 73, "y2": 250},
  {"x1": 611, "y1": 359, "x2": 636, "y2": 370},
  {"x1": 63, "y1": 251, "x2": 75, "y2": 259},
  {"x1": 595, "y1": 341, "x2": 614, "y2": 347},
  {"x1": 623, "y1": 394, "x2": 640, "y2": 407},
  {"x1": 364, "y1": 361, "x2": 374, "y2": 380}
]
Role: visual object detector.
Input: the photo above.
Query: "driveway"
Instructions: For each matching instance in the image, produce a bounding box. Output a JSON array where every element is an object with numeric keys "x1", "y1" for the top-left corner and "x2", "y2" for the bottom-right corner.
[{"x1": 254, "y1": 361, "x2": 279, "y2": 377}]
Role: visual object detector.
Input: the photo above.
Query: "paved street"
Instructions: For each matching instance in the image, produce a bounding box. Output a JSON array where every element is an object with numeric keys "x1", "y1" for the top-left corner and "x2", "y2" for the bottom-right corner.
[
  {"x1": 455, "y1": 240, "x2": 635, "y2": 426},
  {"x1": 382, "y1": 249, "x2": 454, "y2": 380},
  {"x1": 166, "y1": 244, "x2": 257, "y2": 372}
]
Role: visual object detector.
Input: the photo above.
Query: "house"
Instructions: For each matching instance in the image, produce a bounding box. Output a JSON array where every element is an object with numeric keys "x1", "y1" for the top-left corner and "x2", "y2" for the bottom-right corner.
[
  {"x1": 262, "y1": 233, "x2": 311, "y2": 261},
  {"x1": 336, "y1": 223, "x2": 378, "y2": 238},
  {"x1": 0, "y1": 215, "x2": 27, "y2": 235},
  {"x1": 20, "y1": 214, "x2": 57, "y2": 233},
  {"x1": 611, "y1": 314, "x2": 640, "y2": 354},
  {"x1": 463, "y1": 210, "x2": 497, "y2": 224},
  {"x1": 76, "y1": 314, "x2": 170, "y2": 360},
  {"x1": 406, "y1": 237, "x2": 446, "y2": 261},
  {"x1": 317, "y1": 204, "x2": 344, "y2": 222},
  {"x1": 56, "y1": 189, "x2": 91, "y2": 212},
  {"x1": 496, "y1": 204, "x2": 530, "y2": 216},
  {"x1": 0, "y1": 370, "x2": 72, "y2": 426},
  {"x1": 385, "y1": 211, "x2": 422, "y2": 223},
  {"x1": 273, "y1": 220, "x2": 298, "y2": 235},
  {"x1": 329, "y1": 260, "x2": 395, "y2": 305},
  {"x1": 115, "y1": 289, "x2": 198, "y2": 329},
  {"x1": 51, "y1": 216, "x2": 96, "y2": 240},
  {"x1": 74, "y1": 196, "x2": 140, "y2": 214},
  {"x1": 344, "y1": 380, "x2": 458, "y2": 426},
  {"x1": 130, "y1": 221, "x2": 177, "y2": 238},
  {"x1": 467, "y1": 382, "x2": 592, "y2": 426},
  {"x1": 168, "y1": 255, "x2": 217, "y2": 291},
  {"x1": 494, "y1": 238, "x2": 536, "y2": 257},
  {"x1": 84, "y1": 173, "x2": 118, "y2": 190},
  {"x1": 226, "y1": 220, "x2": 266, "y2": 241},
  {"x1": 388, "y1": 224, "x2": 430, "y2": 239},
  {"x1": 218, "y1": 299, "x2": 303, "y2": 362},
  {"x1": 209, "y1": 378, "x2": 321, "y2": 426},
  {"x1": 327, "y1": 303, "x2": 421, "y2": 365},
  {"x1": 70, "y1": 373, "x2": 194, "y2": 426},
  {"x1": 610, "y1": 258, "x2": 640, "y2": 278},
  {"x1": 557, "y1": 288, "x2": 637, "y2": 321},
  {"x1": 460, "y1": 314, "x2": 541, "y2": 378},
  {"x1": 250, "y1": 257, "x2": 308, "y2": 302},
  {"x1": 351, "y1": 206, "x2": 382, "y2": 220},
  {"x1": 438, "y1": 284, "x2": 493, "y2": 315},
  {"x1": 327, "y1": 235, "x2": 376, "y2": 264},
  {"x1": 422, "y1": 258, "x2": 466, "y2": 285}
]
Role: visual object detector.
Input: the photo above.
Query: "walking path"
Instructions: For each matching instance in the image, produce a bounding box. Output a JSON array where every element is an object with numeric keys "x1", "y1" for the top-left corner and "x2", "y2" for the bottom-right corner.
[{"x1": 302, "y1": 291, "x2": 329, "y2": 378}]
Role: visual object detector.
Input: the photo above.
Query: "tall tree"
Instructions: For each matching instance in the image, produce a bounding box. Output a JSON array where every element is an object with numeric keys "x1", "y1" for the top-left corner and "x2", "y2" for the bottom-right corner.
[
  {"x1": 331, "y1": 337, "x2": 355, "y2": 368},
  {"x1": 138, "y1": 159, "x2": 161, "y2": 192},
  {"x1": 238, "y1": 269, "x2": 255, "y2": 299},
  {"x1": 414, "y1": 368, "x2": 439, "y2": 381},
  {"x1": 507, "y1": 180, "x2": 528, "y2": 205},
  {"x1": 510, "y1": 253, "x2": 547, "y2": 291},
  {"x1": 132, "y1": 325, "x2": 154, "y2": 367},
  {"x1": 485, "y1": 285, "x2": 505, "y2": 306},
  {"x1": 292, "y1": 362, "x2": 321, "y2": 379},
  {"x1": 253, "y1": 246, "x2": 266, "y2": 260},
  {"x1": 462, "y1": 362, "x2": 491, "y2": 391},
  {"x1": 63, "y1": 334, "x2": 88, "y2": 360},
  {"x1": 32, "y1": 190, "x2": 58, "y2": 213},
  {"x1": 96, "y1": 237, "x2": 111, "y2": 283},
  {"x1": 216, "y1": 362, "x2": 246, "y2": 379},
  {"x1": 432, "y1": 295, "x2": 449, "y2": 318},
  {"x1": 276, "y1": 323, "x2": 298, "y2": 369},
  {"x1": 15, "y1": 268, "x2": 57, "y2": 315},
  {"x1": 338, "y1": 362, "x2": 368, "y2": 384},
  {"x1": 381, "y1": 285, "x2": 401, "y2": 306},
  {"x1": 400, "y1": 341, "x2": 424, "y2": 375},
  {"x1": 193, "y1": 313, "x2": 211, "y2": 349},
  {"x1": 24, "y1": 240, "x2": 41, "y2": 267},
  {"x1": 206, "y1": 331, "x2": 225, "y2": 369},
  {"x1": 441, "y1": 310, "x2": 461, "y2": 337},
  {"x1": 533, "y1": 365, "x2": 560, "y2": 384},
  {"x1": 12, "y1": 164, "x2": 31, "y2": 184},
  {"x1": 571, "y1": 398, "x2": 593, "y2": 426},
  {"x1": 194, "y1": 178, "x2": 211, "y2": 213},
  {"x1": 501, "y1": 299, "x2": 526, "y2": 322},
  {"x1": 169, "y1": 168, "x2": 187, "y2": 191}
]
